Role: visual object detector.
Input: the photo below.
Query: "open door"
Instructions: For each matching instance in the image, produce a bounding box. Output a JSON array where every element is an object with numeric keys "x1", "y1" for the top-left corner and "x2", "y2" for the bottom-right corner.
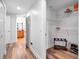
[{"x1": 26, "y1": 16, "x2": 31, "y2": 48}]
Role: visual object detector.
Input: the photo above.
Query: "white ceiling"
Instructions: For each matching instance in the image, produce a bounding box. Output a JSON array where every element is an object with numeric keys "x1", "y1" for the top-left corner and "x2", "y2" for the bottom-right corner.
[
  {"x1": 3, "y1": 0, "x2": 78, "y2": 14},
  {"x1": 3, "y1": 0, "x2": 38, "y2": 14},
  {"x1": 47, "y1": 0, "x2": 78, "y2": 11}
]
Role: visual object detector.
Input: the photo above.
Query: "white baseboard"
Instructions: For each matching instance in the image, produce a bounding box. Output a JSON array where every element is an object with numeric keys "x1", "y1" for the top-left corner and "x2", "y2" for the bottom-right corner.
[{"x1": 30, "y1": 46, "x2": 41, "y2": 59}]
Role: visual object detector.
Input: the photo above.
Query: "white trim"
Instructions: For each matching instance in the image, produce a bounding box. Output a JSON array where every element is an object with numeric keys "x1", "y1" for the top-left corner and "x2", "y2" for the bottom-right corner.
[{"x1": 30, "y1": 46, "x2": 41, "y2": 59}]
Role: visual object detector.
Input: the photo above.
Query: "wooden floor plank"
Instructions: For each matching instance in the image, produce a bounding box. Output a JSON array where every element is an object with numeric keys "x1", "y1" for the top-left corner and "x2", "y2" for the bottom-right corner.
[
  {"x1": 47, "y1": 48, "x2": 78, "y2": 59},
  {"x1": 4, "y1": 43, "x2": 36, "y2": 59}
]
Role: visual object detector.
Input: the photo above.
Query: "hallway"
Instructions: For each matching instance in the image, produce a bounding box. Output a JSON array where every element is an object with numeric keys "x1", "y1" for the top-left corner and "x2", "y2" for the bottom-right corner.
[
  {"x1": 4, "y1": 43, "x2": 36, "y2": 59},
  {"x1": 0, "y1": 0, "x2": 78, "y2": 59}
]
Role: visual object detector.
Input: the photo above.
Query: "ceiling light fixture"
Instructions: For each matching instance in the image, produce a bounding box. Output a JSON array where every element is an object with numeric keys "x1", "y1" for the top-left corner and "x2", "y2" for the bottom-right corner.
[{"x1": 17, "y1": 6, "x2": 21, "y2": 10}]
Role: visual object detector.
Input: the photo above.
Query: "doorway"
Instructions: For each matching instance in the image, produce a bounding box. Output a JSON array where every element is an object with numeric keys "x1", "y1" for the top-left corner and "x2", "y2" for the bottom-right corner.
[
  {"x1": 16, "y1": 16, "x2": 26, "y2": 45},
  {"x1": 46, "y1": 0, "x2": 78, "y2": 59}
]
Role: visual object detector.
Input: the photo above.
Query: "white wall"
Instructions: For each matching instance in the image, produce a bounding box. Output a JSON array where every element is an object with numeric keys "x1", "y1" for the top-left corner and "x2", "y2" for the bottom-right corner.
[
  {"x1": 10, "y1": 15, "x2": 16, "y2": 43},
  {"x1": 0, "y1": 1, "x2": 5, "y2": 59},
  {"x1": 57, "y1": 9, "x2": 78, "y2": 46},
  {"x1": 26, "y1": 0, "x2": 46, "y2": 59}
]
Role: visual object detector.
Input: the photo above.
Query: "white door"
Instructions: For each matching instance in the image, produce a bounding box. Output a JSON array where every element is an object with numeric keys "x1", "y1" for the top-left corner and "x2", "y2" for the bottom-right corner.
[
  {"x1": 26, "y1": 16, "x2": 31, "y2": 47},
  {"x1": 0, "y1": 1, "x2": 5, "y2": 59},
  {"x1": 5, "y1": 16, "x2": 11, "y2": 43}
]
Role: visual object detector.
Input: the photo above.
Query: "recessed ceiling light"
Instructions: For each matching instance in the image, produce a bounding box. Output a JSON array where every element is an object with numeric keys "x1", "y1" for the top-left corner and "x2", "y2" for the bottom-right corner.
[{"x1": 17, "y1": 6, "x2": 21, "y2": 10}]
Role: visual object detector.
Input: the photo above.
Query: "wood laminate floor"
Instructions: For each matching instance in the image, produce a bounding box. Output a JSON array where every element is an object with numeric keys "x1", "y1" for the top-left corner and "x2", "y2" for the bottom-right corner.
[
  {"x1": 4, "y1": 43, "x2": 36, "y2": 59},
  {"x1": 47, "y1": 48, "x2": 78, "y2": 59}
]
